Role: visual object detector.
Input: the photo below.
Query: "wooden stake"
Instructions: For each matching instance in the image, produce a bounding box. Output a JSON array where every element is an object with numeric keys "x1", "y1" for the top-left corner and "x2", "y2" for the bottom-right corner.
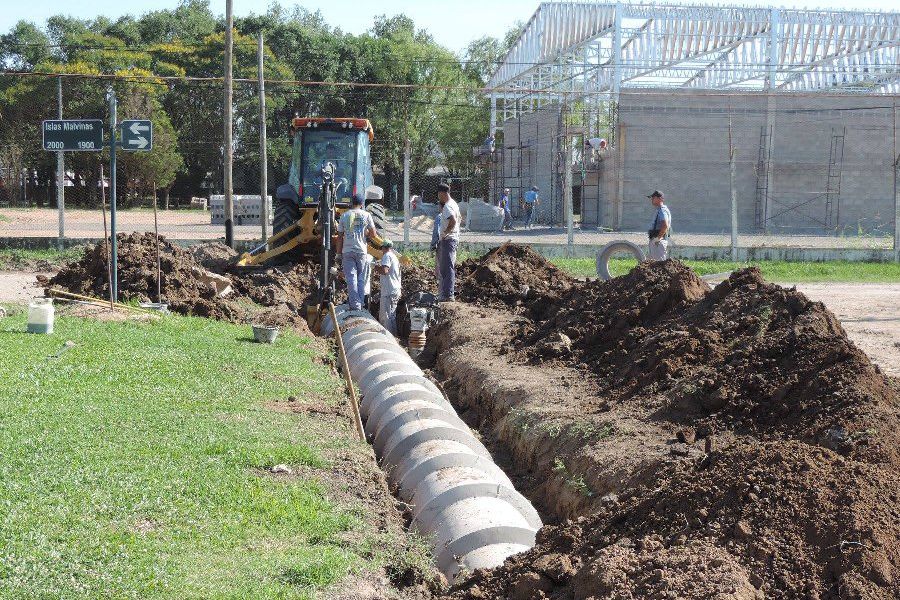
[{"x1": 328, "y1": 302, "x2": 366, "y2": 442}]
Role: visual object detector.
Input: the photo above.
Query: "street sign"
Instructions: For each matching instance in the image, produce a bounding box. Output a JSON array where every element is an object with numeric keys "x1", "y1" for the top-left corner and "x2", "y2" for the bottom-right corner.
[
  {"x1": 120, "y1": 119, "x2": 153, "y2": 151},
  {"x1": 42, "y1": 119, "x2": 104, "y2": 151}
]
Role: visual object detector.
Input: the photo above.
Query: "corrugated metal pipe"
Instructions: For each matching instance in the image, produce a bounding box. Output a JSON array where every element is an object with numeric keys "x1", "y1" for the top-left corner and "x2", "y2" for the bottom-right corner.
[{"x1": 322, "y1": 305, "x2": 542, "y2": 582}]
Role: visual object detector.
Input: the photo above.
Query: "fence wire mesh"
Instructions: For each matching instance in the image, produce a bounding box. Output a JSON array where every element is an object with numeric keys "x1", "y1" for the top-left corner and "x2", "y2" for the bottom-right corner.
[{"x1": 0, "y1": 75, "x2": 897, "y2": 258}]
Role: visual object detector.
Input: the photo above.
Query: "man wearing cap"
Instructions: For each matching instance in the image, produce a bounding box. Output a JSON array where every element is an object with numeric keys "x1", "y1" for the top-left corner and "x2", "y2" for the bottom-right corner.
[
  {"x1": 498, "y1": 188, "x2": 513, "y2": 231},
  {"x1": 523, "y1": 186, "x2": 539, "y2": 230},
  {"x1": 374, "y1": 239, "x2": 402, "y2": 334},
  {"x1": 336, "y1": 194, "x2": 377, "y2": 311},
  {"x1": 437, "y1": 182, "x2": 461, "y2": 301},
  {"x1": 647, "y1": 190, "x2": 672, "y2": 261}
]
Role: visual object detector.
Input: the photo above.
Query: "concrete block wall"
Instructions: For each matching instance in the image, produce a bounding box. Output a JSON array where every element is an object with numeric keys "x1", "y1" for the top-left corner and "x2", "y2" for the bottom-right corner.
[
  {"x1": 617, "y1": 91, "x2": 897, "y2": 234},
  {"x1": 496, "y1": 91, "x2": 897, "y2": 234}
]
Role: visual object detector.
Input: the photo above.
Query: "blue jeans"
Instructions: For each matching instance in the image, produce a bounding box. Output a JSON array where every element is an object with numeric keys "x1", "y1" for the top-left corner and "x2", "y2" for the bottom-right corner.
[
  {"x1": 342, "y1": 251, "x2": 367, "y2": 310},
  {"x1": 438, "y1": 238, "x2": 457, "y2": 300},
  {"x1": 502, "y1": 208, "x2": 512, "y2": 229},
  {"x1": 525, "y1": 203, "x2": 535, "y2": 227}
]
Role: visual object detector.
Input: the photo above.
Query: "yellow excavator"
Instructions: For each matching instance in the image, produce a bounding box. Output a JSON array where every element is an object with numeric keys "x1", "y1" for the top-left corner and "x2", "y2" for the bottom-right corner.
[{"x1": 236, "y1": 117, "x2": 408, "y2": 329}]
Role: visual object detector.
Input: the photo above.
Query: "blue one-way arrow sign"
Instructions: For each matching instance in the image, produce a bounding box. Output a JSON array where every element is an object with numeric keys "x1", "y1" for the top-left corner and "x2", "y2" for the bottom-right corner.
[{"x1": 120, "y1": 119, "x2": 153, "y2": 152}]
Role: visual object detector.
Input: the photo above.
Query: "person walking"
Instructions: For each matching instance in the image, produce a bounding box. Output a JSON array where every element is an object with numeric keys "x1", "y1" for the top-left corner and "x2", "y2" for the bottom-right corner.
[
  {"x1": 498, "y1": 188, "x2": 513, "y2": 231},
  {"x1": 436, "y1": 182, "x2": 460, "y2": 301},
  {"x1": 647, "y1": 190, "x2": 672, "y2": 261},
  {"x1": 336, "y1": 194, "x2": 377, "y2": 310},
  {"x1": 375, "y1": 239, "x2": 401, "y2": 334},
  {"x1": 523, "y1": 186, "x2": 539, "y2": 230}
]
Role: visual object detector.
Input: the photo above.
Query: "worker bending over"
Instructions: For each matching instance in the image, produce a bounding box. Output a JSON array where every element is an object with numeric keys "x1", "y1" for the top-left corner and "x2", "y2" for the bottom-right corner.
[
  {"x1": 336, "y1": 194, "x2": 377, "y2": 311},
  {"x1": 375, "y1": 239, "x2": 402, "y2": 334}
]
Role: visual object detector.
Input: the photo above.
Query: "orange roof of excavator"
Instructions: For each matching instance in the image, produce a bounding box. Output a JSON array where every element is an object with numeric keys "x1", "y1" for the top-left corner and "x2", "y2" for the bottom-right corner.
[{"x1": 291, "y1": 117, "x2": 374, "y2": 140}]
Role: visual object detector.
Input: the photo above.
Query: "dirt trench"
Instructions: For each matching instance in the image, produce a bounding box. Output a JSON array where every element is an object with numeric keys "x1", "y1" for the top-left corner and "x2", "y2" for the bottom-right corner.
[{"x1": 420, "y1": 253, "x2": 900, "y2": 600}]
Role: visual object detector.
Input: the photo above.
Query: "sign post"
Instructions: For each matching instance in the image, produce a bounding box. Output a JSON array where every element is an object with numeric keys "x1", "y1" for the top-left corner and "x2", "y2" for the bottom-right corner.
[
  {"x1": 108, "y1": 89, "x2": 118, "y2": 302},
  {"x1": 43, "y1": 98, "x2": 152, "y2": 303}
]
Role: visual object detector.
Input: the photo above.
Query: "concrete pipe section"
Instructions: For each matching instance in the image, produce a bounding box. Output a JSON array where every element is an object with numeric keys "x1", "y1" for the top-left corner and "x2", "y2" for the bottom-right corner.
[
  {"x1": 323, "y1": 305, "x2": 542, "y2": 582},
  {"x1": 595, "y1": 239, "x2": 646, "y2": 281}
]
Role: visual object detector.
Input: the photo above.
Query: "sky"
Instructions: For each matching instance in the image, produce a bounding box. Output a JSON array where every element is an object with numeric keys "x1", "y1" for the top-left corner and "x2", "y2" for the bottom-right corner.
[{"x1": 1, "y1": 0, "x2": 897, "y2": 54}]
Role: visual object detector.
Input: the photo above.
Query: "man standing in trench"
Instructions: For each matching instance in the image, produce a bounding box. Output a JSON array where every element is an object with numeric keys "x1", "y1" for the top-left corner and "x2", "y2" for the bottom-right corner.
[
  {"x1": 436, "y1": 182, "x2": 461, "y2": 302},
  {"x1": 647, "y1": 190, "x2": 671, "y2": 261},
  {"x1": 336, "y1": 194, "x2": 377, "y2": 310},
  {"x1": 374, "y1": 239, "x2": 401, "y2": 334}
]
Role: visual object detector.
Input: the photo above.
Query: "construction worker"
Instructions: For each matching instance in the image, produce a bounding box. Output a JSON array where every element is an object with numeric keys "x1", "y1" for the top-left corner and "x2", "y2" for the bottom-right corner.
[
  {"x1": 374, "y1": 239, "x2": 401, "y2": 334},
  {"x1": 336, "y1": 194, "x2": 377, "y2": 310},
  {"x1": 523, "y1": 186, "x2": 539, "y2": 229},
  {"x1": 498, "y1": 188, "x2": 513, "y2": 231},
  {"x1": 647, "y1": 190, "x2": 672, "y2": 261},
  {"x1": 436, "y1": 182, "x2": 460, "y2": 302}
]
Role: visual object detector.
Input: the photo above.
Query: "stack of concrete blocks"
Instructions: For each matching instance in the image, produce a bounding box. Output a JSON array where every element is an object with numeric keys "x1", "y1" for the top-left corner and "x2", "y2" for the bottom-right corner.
[
  {"x1": 465, "y1": 199, "x2": 504, "y2": 232},
  {"x1": 209, "y1": 195, "x2": 273, "y2": 226}
]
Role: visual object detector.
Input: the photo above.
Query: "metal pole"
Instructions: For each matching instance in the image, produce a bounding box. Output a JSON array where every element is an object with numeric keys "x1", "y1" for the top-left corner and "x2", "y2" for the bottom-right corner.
[
  {"x1": 108, "y1": 88, "x2": 118, "y2": 301},
  {"x1": 56, "y1": 76, "x2": 64, "y2": 241},
  {"x1": 893, "y1": 100, "x2": 899, "y2": 263},
  {"x1": 564, "y1": 131, "x2": 574, "y2": 256},
  {"x1": 100, "y1": 164, "x2": 113, "y2": 309},
  {"x1": 223, "y1": 0, "x2": 235, "y2": 248},
  {"x1": 729, "y1": 115, "x2": 739, "y2": 261},
  {"x1": 257, "y1": 31, "x2": 269, "y2": 242},
  {"x1": 403, "y1": 138, "x2": 410, "y2": 245}
]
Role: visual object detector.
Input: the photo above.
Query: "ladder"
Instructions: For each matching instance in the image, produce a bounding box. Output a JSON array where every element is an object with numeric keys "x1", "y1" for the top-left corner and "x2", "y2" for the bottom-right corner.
[{"x1": 823, "y1": 126, "x2": 846, "y2": 230}]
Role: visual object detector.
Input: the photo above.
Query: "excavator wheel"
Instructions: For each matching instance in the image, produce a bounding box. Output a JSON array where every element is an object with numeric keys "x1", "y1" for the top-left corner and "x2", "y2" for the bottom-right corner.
[
  {"x1": 273, "y1": 197, "x2": 300, "y2": 236},
  {"x1": 366, "y1": 203, "x2": 388, "y2": 237}
]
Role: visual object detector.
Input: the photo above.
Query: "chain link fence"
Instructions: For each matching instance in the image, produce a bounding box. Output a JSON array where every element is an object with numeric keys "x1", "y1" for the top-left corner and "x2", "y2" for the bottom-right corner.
[{"x1": 1, "y1": 79, "x2": 897, "y2": 260}]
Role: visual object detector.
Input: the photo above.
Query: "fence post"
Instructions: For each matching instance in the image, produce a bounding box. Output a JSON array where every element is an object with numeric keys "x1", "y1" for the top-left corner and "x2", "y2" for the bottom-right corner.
[
  {"x1": 564, "y1": 132, "x2": 574, "y2": 256},
  {"x1": 223, "y1": 0, "x2": 235, "y2": 248},
  {"x1": 258, "y1": 31, "x2": 268, "y2": 242},
  {"x1": 728, "y1": 114, "x2": 739, "y2": 261},
  {"x1": 403, "y1": 138, "x2": 410, "y2": 245},
  {"x1": 56, "y1": 76, "x2": 64, "y2": 241},
  {"x1": 894, "y1": 101, "x2": 899, "y2": 263}
]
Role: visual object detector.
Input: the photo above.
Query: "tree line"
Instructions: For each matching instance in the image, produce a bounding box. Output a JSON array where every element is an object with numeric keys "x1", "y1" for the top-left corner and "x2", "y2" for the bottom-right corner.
[{"x1": 0, "y1": 0, "x2": 520, "y2": 207}]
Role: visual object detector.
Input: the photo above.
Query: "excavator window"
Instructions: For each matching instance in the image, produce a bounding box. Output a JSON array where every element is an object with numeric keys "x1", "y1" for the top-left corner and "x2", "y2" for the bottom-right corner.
[{"x1": 296, "y1": 130, "x2": 357, "y2": 204}]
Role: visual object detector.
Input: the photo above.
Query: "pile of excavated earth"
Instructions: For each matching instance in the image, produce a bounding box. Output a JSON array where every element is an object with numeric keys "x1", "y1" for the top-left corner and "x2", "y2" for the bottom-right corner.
[
  {"x1": 426, "y1": 247, "x2": 900, "y2": 600},
  {"x1": 48, "y1": 233, "x2": 321, "y2": 332}
]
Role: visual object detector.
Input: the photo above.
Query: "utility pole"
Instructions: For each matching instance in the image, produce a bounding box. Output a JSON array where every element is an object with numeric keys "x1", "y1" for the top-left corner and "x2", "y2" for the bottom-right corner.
[
  {"x1": 728, "y1": 115, "x2": 739, "y2": 260},
  {"x1": 223, "y1": 0, "x2": 235, "y2": 248},
  {"x1": 893, "y1": 100, "x2": 899, "y2": 263},
  {"x1": 56, "y1": 76, "x2": 64, "y2": 241},
  {"x1": 108, "y1": 88, "x2": 118, "y2": 301},
  {"x1": 257, "y1": 31, "x2": 268, "y2": 242},
  {"x1": 403, "y1": 138, "x2": 410, "y2": 245}
]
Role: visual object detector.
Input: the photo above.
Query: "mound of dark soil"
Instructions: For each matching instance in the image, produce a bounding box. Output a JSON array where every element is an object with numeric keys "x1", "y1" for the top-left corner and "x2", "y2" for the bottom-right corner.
[
  {"x1": 521, "y1": 261, "x2": 900, "y2": 464},
  {"x1": 47, "y1": 234, "x2": 320, "y2": 331},
  {"x1": 449, "y1": 440, "x2": 900, "y2": 599},
  {"x1": 49, "y1": 233, "x2": 221, "y2": 310},
  {"x1": 456, "y1": 242, "x2": 575, "y2": 314}
]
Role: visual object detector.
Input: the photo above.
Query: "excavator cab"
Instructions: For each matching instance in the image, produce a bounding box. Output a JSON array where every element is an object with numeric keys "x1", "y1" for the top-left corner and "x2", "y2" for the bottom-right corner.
[{"x1": 238, "y1": 117, "x2": 394, "y2": 266}]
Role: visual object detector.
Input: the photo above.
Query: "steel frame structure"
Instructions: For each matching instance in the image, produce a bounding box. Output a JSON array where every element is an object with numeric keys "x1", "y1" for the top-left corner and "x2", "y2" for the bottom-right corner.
[{"x1": 486, "y1": 1, "x2": 900, "y2": 126}]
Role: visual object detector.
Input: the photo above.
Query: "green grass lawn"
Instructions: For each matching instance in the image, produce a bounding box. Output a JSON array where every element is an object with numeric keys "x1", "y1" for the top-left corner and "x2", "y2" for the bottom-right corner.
[
  {"x1": 0, "y1": 312, "x2": 416, "y2": 598},
  {"x1": 550, "y1": 257, "x2": 900, "y2": 282},
  {"x1": 403, "y1": 249, "x2": 900, "y2": 283}
]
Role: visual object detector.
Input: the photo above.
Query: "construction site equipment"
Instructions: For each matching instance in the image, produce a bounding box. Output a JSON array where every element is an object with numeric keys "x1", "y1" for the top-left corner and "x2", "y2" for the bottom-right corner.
[
  {"x1": 595, "y1": 240, "x2": 646, "y2": 280},
  {"x1": 396, "y1": 291, "x2": 440, "y2": 356},
  {"x1": 237, "y1": 117, "x2": 393, "y2": 267},
  {"x1": 251, "y1": 324, "x2": 279, "y2": 344},
  {"x1": 322, "y1": 305, "x2": 541, "y2": 582},
  {"x1": 46, "y1": 288, "x2": 157, "y2": 315},
  {"x1": 27, "y1": 299, "x2": 55, "y2": 334}
]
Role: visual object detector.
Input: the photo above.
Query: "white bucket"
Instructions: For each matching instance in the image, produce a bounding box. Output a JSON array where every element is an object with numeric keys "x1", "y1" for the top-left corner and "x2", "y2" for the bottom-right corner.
[{"x1": 27, "y1": 298, "x2": 55, "y2": 334}]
